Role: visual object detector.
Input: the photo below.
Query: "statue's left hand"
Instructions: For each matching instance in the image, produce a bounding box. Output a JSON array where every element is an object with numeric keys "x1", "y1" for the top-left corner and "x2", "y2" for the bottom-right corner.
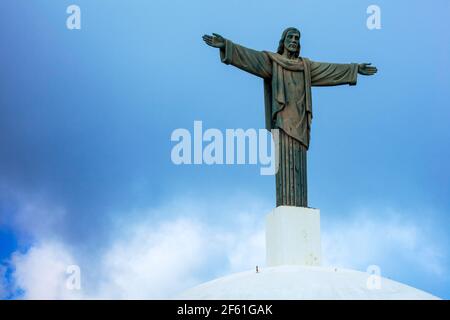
[{"x1": 358, "y1": 63, "x2": 378, "y2": 76}]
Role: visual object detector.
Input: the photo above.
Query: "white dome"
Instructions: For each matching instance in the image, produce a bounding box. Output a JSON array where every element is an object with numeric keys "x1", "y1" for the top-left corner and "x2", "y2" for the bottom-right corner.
[{"x1": 177, "y1": 265, "x2": 439, "y2": 300}]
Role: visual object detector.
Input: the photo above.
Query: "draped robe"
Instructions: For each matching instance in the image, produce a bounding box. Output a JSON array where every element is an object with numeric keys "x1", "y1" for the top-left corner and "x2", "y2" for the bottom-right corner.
[{"x1": 220, "y1": 39, "x2": 359, "y2": 207}]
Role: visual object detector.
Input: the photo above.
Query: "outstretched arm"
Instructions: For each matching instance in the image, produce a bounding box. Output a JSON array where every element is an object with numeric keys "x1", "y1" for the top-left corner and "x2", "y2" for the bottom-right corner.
[
  {"x1": 202, "y1": 33, "x2": 272, "y2": 79},
  {"x1": 310, "y1": 60, "x2": 377, "y2": 87}
]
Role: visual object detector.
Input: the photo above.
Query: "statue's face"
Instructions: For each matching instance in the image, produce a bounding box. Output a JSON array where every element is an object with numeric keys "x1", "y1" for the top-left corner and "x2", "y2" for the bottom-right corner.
[{"x1": 284, "y1": 30, "x2": 300, "y2": 54}]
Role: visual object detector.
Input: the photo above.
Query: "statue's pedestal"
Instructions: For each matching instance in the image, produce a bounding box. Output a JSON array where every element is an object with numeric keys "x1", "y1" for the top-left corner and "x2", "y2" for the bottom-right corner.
[{"x1": 266, "y1": 206, "x2": 321, "y2": 267}]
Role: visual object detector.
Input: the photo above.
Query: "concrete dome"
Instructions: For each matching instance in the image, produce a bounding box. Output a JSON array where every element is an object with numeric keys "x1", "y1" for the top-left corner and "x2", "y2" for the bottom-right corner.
[{"x1": 177, "y1": 265, "x2": 439, "y2": 300}]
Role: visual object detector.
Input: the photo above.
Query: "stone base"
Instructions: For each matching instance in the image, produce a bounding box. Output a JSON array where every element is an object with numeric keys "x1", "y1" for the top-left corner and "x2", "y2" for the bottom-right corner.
[{"x1": 266, "y1": 206, "x2": 321, "y2": 267}]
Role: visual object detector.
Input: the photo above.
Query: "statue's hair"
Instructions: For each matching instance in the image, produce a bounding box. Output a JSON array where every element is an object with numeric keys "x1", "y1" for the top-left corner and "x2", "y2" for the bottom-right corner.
[{"x1": 277, "y1": 27, "x2": 301, "y2": 56}]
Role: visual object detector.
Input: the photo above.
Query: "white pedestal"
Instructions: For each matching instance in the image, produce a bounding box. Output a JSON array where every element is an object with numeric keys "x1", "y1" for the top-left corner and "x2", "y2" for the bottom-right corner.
[{"x1": 266, "y1": 206, "x2": 321, "y2": 267}]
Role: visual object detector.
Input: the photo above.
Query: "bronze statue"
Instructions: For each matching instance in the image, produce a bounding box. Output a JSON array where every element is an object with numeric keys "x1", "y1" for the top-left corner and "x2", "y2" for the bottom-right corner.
[{"x1": 203, "y1": 27, "x2": 377, "y2": 208}]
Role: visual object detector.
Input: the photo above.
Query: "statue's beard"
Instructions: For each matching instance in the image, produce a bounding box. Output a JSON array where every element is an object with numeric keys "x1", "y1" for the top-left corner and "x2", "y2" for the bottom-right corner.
[{"x1": 284, "y1": 44, "x2": 301, "y2": 57}]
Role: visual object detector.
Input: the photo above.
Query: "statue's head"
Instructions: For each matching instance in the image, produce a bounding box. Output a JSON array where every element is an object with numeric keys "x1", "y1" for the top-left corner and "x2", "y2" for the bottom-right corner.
[{"x1": 277, "y1": 27, "x2": 301, "y2": 57}]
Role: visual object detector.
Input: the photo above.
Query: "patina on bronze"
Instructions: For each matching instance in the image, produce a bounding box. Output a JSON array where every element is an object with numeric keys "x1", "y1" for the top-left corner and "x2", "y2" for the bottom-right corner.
[{"x1": 203, "y1": 28, "x2": 377, "y2": 208}]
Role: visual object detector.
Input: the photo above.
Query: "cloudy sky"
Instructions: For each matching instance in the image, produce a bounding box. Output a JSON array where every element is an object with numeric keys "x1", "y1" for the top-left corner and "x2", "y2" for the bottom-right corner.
[{"x1": 0, "y1": 0, "x2": 449, "y2": 299}]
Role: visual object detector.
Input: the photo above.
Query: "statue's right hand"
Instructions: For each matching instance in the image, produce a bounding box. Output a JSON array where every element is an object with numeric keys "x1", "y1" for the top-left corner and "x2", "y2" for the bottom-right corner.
[{"x1": 202, "y1": 33, "x2": 226, "y2": 49}]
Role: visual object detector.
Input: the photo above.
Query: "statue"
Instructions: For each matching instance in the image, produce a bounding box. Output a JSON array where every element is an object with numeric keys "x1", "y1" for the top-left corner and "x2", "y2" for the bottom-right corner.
[{"x1": 202, "y1": 27, "x2": 377, "y2": 207}]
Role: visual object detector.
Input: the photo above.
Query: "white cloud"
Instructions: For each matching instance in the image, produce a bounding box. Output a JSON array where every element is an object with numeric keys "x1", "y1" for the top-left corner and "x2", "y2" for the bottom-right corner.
[
  {"x1": 322, "y1": 208, "x2": 446, "y2": 277},
  {"x1": 4, "y1": 201, "x2": 266, "y2": 299},
  {"x1": 10, "y1": 242, "x2": 80, "y2": 299},
  {"x1": 93, "y1": 210, "x2": 266, "y2": 299},
  {"x1": 95, "y1": 218, "x2": 209, "y2": 299}
]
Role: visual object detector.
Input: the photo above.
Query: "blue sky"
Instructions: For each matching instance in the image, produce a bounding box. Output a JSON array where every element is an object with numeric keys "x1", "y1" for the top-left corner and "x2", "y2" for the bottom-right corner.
[{"x1": 0, "y1": 0, "x2": 449, "y2": 299}]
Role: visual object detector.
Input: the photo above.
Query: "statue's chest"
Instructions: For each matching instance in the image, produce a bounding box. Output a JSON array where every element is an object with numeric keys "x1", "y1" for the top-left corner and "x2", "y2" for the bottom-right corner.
[{"x1": 283, "y1": 70, "x2": 306, "y2": 99}]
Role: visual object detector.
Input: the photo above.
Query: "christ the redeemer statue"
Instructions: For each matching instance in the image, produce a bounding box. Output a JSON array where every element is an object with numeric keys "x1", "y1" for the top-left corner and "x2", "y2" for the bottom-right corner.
[{"x1": 202, "y1": 27, "x2": 377, "y2": 208}]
